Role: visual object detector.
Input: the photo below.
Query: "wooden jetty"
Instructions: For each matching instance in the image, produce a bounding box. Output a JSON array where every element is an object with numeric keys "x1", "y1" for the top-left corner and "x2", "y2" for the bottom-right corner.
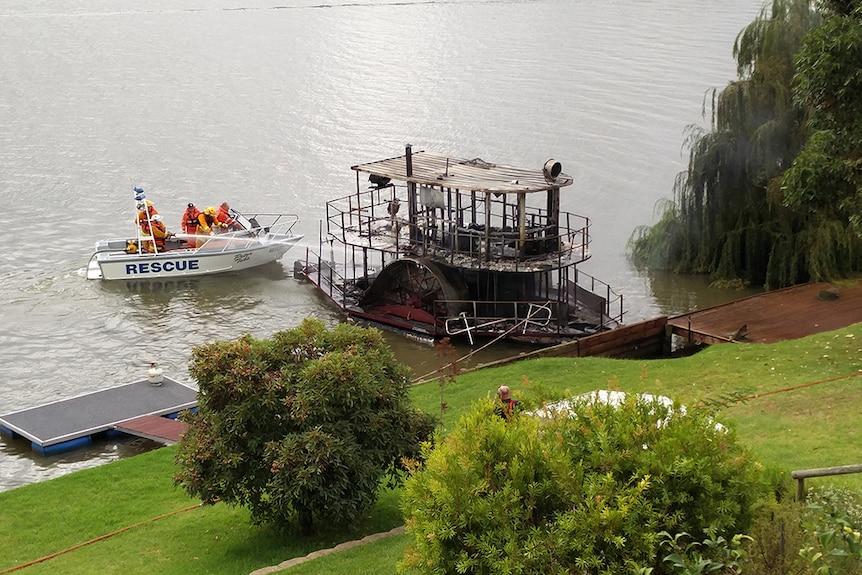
[
  {"x1": 667, "y1": 282, "x2": 862, "y2": 345},
  {"x1": 0, "y1": 377, "x2": 197, "y2": 456},
  {"x1": 115, "y1": 415, "x2": 188, "y2": 445},
  {"x1": 470, "y1": 281, "x2": 862, "y2": 368}
]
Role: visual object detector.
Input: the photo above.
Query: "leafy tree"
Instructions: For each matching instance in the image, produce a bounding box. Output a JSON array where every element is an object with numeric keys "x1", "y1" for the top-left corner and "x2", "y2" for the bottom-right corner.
[
  {"x1": 399, "y1": 395, "x2": 763, "y2": 574},
  {"x1": 629, "y1": 0, "x2": 862, "y2": 288},
  {"x1": 781, "y1": 1, "x2": 862, "y2": 265},
  {"x1": 173, "y1": 318, "x2": 437, "y2": 533}
]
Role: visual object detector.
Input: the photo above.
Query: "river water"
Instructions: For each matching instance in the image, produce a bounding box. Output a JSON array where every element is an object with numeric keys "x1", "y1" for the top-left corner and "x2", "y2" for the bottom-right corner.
[{"x1": 0, "y1": 0, "x2": 764, "y2": 491}]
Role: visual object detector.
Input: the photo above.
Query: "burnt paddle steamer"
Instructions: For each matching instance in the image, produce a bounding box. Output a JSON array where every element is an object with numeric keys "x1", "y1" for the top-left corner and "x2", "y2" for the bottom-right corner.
[{"x1": 297, "y1": 145, "x2": 624, "y2": 344}]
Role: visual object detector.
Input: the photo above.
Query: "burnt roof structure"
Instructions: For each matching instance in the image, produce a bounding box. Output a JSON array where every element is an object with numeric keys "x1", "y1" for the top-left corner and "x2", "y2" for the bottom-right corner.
[{"x1": 352, "y1": 150, "x2": 572, "y2": 194}]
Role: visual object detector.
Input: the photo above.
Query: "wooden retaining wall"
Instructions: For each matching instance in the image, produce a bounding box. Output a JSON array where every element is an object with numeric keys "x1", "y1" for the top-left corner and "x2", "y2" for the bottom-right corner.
[
  {"x1": 458, "y1": 318, "x2": 670, "y2": 377},
  {"x1": 537, "y1": 317, "x2": 669, "y2": 359}
]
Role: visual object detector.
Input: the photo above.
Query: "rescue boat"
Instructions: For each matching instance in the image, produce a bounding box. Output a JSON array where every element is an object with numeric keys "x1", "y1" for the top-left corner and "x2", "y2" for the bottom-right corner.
[
  {"x1": 86, "y1": 187, "x2": 302, "y2": 281},
  {"x1": 297, "y1": 145, "x2": 624, "y2": 344}
]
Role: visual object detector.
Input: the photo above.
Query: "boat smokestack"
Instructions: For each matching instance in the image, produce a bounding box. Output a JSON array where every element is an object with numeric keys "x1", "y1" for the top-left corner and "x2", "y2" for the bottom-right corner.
[{"x1": 543, "y1": 159, "x2": 562, "y2": 182}]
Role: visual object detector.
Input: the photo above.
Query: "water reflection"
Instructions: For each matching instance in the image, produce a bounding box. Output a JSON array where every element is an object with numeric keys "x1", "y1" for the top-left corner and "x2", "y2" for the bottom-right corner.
[
  {"x1": 96, "y1": 261, "x2": 289, "y2": 302},
  {"x1": 91, "y1": 262, "x2": 291, "y2": 325},
  {"x1": 643, "y1": 270, "x2": 762, "y2": 316},
  {"x1": 0, "y1": 432, "x2": 163, "y2": 491}
]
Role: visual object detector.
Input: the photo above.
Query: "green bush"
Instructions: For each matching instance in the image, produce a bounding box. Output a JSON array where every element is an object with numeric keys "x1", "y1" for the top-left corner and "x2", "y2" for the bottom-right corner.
[
  {"x1": 742, "y1": 488, "x2": 811, "y2": 574},
  {"x1": 174, "y1": 318, "x2": 437, "y2": 533},
  {"x1": 741, "y1": 485, "x2": 862, "y2": 575},
  {"x1": 399, "y1": 393, "x2": 764, "y2": 574},
  {"x1": 798, "y1": 485, "x2": 862, "y2": 575}
]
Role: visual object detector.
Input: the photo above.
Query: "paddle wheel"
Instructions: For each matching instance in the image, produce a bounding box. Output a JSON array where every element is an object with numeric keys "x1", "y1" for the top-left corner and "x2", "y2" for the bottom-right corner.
[{"x1": 359, "y1": 257, "x2": 468, "y2": 326}]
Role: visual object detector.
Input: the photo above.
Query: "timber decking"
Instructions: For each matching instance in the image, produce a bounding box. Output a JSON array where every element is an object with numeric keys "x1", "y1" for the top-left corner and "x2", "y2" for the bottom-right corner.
[
  {"x1": 0, "y1": 377, "x2": 197, "y2": 454},
  {"x1": 668, "y1": 282, "x2": 862, "y2": 345},
  {"x1": 115, "y1": 414, "x2": 187, "y2": 444}
]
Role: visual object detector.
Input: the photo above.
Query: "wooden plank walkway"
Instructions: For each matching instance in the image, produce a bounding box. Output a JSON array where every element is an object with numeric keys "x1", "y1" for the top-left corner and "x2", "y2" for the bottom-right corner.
[
  {"x1": 115, "y1": 415, "x2": 188, "y2": 445},
  {"x1": 668, "y1": 282, "x2": 862, "y2": 345},
  {"x1": 0, "y1": 377, "x2": 197, "y2": 455}
]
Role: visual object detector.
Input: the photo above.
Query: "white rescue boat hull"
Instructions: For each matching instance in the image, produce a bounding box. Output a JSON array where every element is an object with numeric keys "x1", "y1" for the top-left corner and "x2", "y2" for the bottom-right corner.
[{"x1": 87, "y1": 209, "x2": 302, "y2": 281}]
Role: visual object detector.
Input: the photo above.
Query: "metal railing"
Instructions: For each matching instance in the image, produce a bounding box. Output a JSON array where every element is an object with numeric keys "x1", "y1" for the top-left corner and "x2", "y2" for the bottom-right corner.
[
  {"x1": 301, "y1": 242, "x2": 625, "y2": 333},
  {"x1": 324, "y1": 185, "x2": 592, "y2": 270}
]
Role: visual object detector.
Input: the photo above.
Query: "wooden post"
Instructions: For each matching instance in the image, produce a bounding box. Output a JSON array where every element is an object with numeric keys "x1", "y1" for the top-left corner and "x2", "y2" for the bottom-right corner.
[
  {"x1": 518, "y1": 192, "x2": 526, "y2": 251},
  {"x1": 791, "y1": 464, "x2": 862, "y2": 501},
  {"x1": 406, "y1": 144, "x2": 418, "y2": 244}
]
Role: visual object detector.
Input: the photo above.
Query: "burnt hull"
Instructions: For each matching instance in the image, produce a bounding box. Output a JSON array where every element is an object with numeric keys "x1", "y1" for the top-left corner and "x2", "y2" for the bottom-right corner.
[{"x1": 300, "y1": 250, "x2": 621, "y2": 345}]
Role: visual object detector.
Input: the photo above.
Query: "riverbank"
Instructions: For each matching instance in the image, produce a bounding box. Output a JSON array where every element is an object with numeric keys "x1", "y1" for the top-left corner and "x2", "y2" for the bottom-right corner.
[{"x1": 1, "y1": 323, "x2": 860, "y2": 574}]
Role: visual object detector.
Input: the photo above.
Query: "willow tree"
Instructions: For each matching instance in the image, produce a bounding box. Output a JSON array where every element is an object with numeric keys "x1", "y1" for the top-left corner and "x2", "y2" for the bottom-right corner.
[{"x1": 629, "y1": 0, "x2": 824, "y2": 288}]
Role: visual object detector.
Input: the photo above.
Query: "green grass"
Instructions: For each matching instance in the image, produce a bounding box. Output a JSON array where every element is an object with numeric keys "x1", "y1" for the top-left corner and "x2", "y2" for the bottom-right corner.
[
  {"x1": 0, "y1": 453, "x2": 405, "y2": 575},
  {"x1": 416, "y1": 328, "x2": 862, "y2": 481},
  {"x1": 1, "y1": 324, "x2": 861, "y2": 573}
]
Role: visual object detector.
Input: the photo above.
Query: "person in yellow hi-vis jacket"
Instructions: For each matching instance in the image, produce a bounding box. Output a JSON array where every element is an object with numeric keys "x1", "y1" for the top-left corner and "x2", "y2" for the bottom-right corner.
[{"x1": 196, "y1": 207, "x2": 218, "y2": 247}]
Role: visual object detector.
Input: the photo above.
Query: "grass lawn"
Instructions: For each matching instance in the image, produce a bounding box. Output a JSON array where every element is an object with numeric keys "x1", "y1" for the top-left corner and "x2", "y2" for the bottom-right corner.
[{"x1": 1, "y1": 323, "x2": 860, "y2": 574}]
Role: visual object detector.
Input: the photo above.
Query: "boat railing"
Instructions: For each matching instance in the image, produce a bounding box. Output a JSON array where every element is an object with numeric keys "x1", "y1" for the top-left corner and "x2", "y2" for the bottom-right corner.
[
  {"x1": 436, "y1": 299, "x2": 563, "y2": 339},
  {"x1": 95, "y1": 212, "x2": 301, "y2": 257},
  {"x1": 325, "y1": 186, "x2": 591, "y2": 270},
  {"x1": 300, "y1": 246, "x2": 367, "y2": 310},
  {"x1": 299, "y1": 240, "x2": 624, "y2": 339},
  {"x1": 570, "y1": 268, "x2": 625, "y2": 327},
  {"x1": 234, "y1": 212, "x2": 301, "y2": 236},
  {"x1": 171, "y1": 213, "x2": 300, "y2": 253}
]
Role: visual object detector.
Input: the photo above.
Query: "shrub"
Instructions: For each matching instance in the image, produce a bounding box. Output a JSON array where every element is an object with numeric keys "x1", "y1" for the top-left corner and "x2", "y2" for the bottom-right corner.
[
  {"x1": 798, "y1": 485, "x2": 862, "y2": 575},
  {"x1": 399, "y1": 393, "x2": 763, "y2": 574},
  {"x1": 741, "y1": 485, "x2": 862, "y2": 575},
  {"x1": 174, "y1": 318, "x2": 437, "y2": 533},
  {"x1": 742, "y1": 493, "x2": 810, "y2": 574}
]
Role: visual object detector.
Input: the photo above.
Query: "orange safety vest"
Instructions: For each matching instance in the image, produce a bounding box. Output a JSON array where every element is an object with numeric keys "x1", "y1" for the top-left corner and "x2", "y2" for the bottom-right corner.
[
  {"x1": 216, "y1": 205, "x2": 239, "y2": 230},
  {"x1": 135, "y1": 200, "x2": 158, "y2": 225},
  {"x1": 182, "y1": 206, "x2": 201, "y2": 234},
  {"x1": 141, "y1": 220, "x2": 168, "y2": 247}
]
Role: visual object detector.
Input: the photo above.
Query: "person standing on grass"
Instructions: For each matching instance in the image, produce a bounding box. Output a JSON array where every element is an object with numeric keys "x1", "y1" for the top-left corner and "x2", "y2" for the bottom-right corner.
[{"x1": 495, "y1": 385, "x2": 520, "y2": 421}]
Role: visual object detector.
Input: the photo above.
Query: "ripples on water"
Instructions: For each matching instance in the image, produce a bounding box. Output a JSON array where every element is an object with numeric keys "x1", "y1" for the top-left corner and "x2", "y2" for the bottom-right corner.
[{"x1": 0, "y1": 0, "x2": 763, "y2": 490}]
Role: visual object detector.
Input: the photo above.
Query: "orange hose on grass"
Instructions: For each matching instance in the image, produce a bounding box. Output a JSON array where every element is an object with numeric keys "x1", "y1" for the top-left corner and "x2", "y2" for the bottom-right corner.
[
  {"x1": 741, "y1": 371, "x2": 862, "y2": 402},
  {"x1": 0, "y1": 502, "x2": 205, "y2": 574}
]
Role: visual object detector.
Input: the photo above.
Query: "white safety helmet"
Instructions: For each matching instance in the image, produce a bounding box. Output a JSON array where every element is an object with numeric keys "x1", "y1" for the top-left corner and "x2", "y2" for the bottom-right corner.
[{"x1": 151, "y1": 214, "x2": 163, "y2": 222}]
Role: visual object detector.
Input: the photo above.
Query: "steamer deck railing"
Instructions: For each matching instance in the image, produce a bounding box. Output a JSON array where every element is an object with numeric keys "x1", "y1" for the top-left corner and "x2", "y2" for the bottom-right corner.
[{"x1": 301, "y1": 245, "x2": 624, "y2": 341}]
